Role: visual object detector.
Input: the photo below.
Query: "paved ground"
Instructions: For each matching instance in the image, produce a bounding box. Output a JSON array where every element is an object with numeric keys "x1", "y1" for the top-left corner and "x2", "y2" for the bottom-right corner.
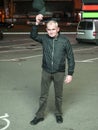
[{"x1": 0, "y1": 34, "x2": 98, "y2": 130}]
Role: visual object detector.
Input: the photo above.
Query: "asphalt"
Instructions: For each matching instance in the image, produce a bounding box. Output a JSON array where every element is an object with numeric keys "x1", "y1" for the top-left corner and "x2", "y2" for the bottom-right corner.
[
  {"x1": 0, "y1": 53, "x2": 98, "y2": 130},
  {"x1": 0, "y1": 32, "x2": 98, "y2": 130}
]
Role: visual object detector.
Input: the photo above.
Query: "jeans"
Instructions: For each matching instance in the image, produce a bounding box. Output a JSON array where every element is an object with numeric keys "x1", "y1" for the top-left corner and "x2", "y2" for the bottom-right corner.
[{"x1": 36, "y1": 69, "x2": 65, "y2": 118}]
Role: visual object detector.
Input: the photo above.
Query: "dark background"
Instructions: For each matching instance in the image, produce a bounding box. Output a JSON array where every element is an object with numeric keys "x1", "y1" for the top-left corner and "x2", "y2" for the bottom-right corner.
[{"x1": 82, "y1": 0, "x2": 98, "y2": 4}]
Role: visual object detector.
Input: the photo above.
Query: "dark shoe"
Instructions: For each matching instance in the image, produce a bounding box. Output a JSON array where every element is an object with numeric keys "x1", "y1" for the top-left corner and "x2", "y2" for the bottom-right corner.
[
  {"x1": 56, "y1": 116, "x2": 63, "y2": 123},
  {"x1": 30, "y1": 117, "x2": 44, "y2": 125}
]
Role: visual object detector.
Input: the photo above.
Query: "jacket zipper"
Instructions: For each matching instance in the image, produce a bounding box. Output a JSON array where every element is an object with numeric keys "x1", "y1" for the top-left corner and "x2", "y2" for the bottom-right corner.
[{"x1": 51, "y1": 39, "x2": 55, "y2": 71}]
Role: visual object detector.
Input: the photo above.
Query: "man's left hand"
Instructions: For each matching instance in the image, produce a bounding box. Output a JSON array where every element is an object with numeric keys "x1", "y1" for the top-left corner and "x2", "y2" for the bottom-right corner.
[{"x1": 64, "y1": 75, "x2": 73, "y2": 84}]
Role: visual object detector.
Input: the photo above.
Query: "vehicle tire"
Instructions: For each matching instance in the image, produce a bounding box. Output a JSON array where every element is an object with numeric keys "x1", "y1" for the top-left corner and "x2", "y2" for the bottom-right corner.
[
  {"x1": 96, "y1": 39, "x2": 98, "y2": 46},
  {"x1": 76, "y1": 39, "x2": 81, "y2": 44}
]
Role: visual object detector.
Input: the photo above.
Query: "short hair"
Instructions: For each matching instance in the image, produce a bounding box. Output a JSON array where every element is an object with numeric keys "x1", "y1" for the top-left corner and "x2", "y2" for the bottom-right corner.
[{"x1": 46, "y1": 20, "x2": 59, "y2": 28}]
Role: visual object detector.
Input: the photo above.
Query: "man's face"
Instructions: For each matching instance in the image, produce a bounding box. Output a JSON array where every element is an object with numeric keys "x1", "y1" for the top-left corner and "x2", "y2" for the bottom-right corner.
[{"x1": 46, "y1": 23, "x2": 60, "y2": 38}]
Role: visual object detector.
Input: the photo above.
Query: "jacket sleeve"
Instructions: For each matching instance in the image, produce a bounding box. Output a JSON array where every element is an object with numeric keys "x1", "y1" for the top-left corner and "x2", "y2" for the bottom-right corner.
[
  {"x1": 30, "y1": 25, "x2": 43, "y2": 44},
  {"x1": 65, "y1": 39, "x2": 75, "y2": 75}
]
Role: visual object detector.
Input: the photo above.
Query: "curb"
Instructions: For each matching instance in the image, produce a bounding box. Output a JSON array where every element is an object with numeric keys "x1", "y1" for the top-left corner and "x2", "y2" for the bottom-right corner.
[{"x1": 3, "y1": 32, "x2": 76, "y2": 35}]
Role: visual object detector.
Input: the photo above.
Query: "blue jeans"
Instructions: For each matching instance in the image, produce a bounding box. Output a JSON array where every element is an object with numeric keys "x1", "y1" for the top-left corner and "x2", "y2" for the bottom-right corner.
[{"x1": 36, "y1": 69, "x2": 65, "y2": 118}]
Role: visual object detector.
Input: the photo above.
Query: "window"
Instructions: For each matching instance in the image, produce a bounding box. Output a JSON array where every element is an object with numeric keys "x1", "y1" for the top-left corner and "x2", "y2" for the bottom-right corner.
[
  {"x1": 78, "y1": 21, "x2": 86, "y2": 30},
  {"x1": 78, "y1": 21, "x2": 93, "y2": 30},
  {"x1": 86, "y1": 22, "x2": 93, "y2": 30}
]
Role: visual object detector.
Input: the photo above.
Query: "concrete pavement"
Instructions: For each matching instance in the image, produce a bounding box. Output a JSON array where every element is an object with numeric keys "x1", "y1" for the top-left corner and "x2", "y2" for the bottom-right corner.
[
  {"x1": 0, "y1": 34, "x2": 98, "y2": 130},
  {"x1": 0, "y1": 56, "x2": 98, "y2": 130}
]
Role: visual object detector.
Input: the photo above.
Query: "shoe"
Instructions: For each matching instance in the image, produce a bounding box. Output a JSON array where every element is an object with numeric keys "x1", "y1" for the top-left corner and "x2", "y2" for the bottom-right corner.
[
  {"x1": 30, "y1": 117, "x2": 44, "y2": 125},
  {"x1": 56, "y1": 116, "x2": 63, "y2": 123}
]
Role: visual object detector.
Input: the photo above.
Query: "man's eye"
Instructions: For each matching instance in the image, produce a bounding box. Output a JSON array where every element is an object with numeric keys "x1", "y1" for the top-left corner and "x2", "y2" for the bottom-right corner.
[{"x1": 48, "y1": 29, "x2": 55, "y2": 31}]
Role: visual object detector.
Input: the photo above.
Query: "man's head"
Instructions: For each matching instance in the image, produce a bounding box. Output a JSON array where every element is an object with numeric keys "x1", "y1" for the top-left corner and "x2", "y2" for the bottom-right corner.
[{"x1": 46, "y1": 20, "x2": 60, "y2": 38}]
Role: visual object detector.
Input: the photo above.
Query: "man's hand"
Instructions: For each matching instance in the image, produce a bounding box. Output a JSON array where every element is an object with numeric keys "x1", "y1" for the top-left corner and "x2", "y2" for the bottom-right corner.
[
  {"x1": 36, "y1": 14, "x2": 44, "y2": 25},
  {"x1": 64, "y1": 75, "x2": 73, "y2": 84}
]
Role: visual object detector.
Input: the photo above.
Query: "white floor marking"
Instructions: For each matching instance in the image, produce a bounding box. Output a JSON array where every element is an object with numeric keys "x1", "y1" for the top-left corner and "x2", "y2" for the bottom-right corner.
[
  {"x1": 0, "y1": 113, "x2": 10, "y2": 130},
  {"x1": 0, "y1": 54, "x2": 42, "y2": 62},
  {"x1": 77, "y1": 57, "x2": 98, "y2": 63},
  {"x1": 0, "y1": 35, "x2": 98, "y2": 62}
]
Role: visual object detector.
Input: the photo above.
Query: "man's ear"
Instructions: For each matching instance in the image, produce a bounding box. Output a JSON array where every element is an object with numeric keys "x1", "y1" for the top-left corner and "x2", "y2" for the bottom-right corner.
[
  {"x1": 46, "y1": 28, "x2": 48, "y2": 32},
  {"x1": 57, "y1": 27, "x2": 60, "y2": 32}
]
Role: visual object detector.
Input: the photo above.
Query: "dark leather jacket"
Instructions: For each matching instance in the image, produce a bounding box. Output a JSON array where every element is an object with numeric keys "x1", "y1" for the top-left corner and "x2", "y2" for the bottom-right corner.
[{"x1": 30, "y1": 25, "x2": 75, "y2": 75}]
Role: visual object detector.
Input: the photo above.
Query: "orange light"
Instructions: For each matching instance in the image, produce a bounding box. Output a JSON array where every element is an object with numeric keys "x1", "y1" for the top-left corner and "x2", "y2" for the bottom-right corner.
[{"x1": 82, "y1": 5, "x2": 98, "y2": 11}]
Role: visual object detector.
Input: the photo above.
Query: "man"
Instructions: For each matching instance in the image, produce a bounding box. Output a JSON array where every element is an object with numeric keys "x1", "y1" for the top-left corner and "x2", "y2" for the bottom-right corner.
[{"x1": 30, "y1": 14, "x2": 75, "y2": 125}]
